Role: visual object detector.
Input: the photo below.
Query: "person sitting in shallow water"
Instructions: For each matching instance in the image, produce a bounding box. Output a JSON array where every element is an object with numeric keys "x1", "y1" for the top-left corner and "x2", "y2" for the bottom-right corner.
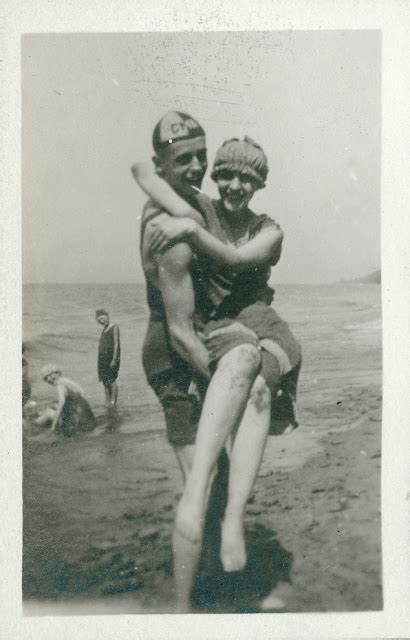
[
  {"x1": 35, "y1": 364, "x2": 96, "y2": 437},
  {"x1": 22, "y1": 343, "x2": 31, "y2": 408}
]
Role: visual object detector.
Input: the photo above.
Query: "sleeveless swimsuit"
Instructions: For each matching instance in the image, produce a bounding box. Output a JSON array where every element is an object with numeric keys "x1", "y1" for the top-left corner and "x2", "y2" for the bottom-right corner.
[{"x1": 98, "y1": 325, "x2": 120, "y2": 384}]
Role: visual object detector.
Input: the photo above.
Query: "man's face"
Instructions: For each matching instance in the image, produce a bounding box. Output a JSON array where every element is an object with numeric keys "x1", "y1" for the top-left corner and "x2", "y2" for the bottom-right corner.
[{"x1": 155, "y1": 136, "x2": 208, "y2": 199}]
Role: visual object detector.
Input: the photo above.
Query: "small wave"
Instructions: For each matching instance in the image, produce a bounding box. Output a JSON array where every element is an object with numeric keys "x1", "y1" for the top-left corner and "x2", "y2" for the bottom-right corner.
[
  {"x1": 40, "y1": 332, "x2": 95, "y2": 342},
  {"x1": 343, "y1": 319, "x2": 381, "y2": 332},
  {"x1": 30, "y1": 334, "x2": 94, "y2": 353}
]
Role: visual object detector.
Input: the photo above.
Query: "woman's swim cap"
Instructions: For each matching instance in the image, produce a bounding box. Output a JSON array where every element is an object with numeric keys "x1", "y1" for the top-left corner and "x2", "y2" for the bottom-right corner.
[
  {"x1": 211, "y1": 136, "x2": 269, "y2": 188},
  {"x1": 41, "y1": 364, "x2": 61, "y2": 379},
  {"x1": 95, "y1": 309, "x2": 108, "y2": 318}
]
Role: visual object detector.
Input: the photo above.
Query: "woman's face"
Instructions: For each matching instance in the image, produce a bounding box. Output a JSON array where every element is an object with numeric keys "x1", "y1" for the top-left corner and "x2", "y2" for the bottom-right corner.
[
  {"x1": 97, "y1": 314, "x2": 109, "y2": 327},
  {"x1": 44, "y1": 371, "x2": 60, "y2": 385},
  {"x1": 215, "y1": 169, "x2": 259, "y2": 214}
]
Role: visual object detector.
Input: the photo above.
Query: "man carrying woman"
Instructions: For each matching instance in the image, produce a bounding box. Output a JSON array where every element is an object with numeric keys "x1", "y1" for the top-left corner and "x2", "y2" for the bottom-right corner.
[{"x1": 133, "y1": 112, "x2": 301, "y2": 611}]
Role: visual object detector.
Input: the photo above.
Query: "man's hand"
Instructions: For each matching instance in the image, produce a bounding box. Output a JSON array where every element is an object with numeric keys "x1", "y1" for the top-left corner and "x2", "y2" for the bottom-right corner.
[{"x1": 146, "y1": 216, "x2": 196, "y2": 254}]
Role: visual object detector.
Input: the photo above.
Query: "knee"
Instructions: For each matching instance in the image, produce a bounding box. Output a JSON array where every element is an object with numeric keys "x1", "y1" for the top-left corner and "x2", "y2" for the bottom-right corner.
[
  {"x1": 218, "y1": 344, "x2": 261, "y2": 381},
  {"x1": 249, "y1": 375, "x2": 271, "y2": 413}
]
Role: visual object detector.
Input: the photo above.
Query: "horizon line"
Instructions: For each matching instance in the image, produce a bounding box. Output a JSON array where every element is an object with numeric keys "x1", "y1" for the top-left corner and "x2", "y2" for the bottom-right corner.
[
  {"x1": 22, "y1": 279, "x2": 377, "y2": 287},
  {"x1": 22, "y1": 269, "x2": 381, "y2": 288}
]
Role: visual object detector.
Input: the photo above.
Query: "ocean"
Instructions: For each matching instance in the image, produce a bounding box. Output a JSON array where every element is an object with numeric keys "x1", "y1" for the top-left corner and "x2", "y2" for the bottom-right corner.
[
  {"x1": 23, "y1": 282, "x2": 382, "y2": 612},
  {"x1": 23, "y1": 282, "x2": 381, "y2": 431}
]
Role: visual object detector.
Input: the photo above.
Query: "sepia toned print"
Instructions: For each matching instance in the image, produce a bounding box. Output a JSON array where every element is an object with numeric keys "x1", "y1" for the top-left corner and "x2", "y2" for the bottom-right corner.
[{"x1": 22, "y1": 30, "x2": 381, "y2": 615}]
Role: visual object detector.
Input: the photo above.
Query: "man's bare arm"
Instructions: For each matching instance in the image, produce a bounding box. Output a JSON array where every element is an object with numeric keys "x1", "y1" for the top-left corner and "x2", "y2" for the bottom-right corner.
[{"x1": 156, "y1": 243, "x2": 210, "y2": 380}]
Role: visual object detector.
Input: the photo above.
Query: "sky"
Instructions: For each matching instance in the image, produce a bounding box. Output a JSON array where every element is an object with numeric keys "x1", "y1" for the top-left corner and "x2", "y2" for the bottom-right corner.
[{"x1": 22, "y1": 30, "x2": 381, "y2": 284}]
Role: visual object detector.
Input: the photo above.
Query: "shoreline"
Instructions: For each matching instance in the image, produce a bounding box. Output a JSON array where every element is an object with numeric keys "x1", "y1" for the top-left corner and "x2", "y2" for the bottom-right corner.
[
  {"x1": 23, "y1": 386, "x2": 382, "y2": 615},
  {"x1": 22, "y1": 282, "x2": 382, "y2": 614}
]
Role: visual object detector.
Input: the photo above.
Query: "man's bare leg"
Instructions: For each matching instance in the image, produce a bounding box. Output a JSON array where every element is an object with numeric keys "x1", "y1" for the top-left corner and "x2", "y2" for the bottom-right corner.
[
  {"x1": 173, "y1": 443, "x2": 229, "y2": 608},
  {"x1": 220, "y1": 374, "x2": 271, "y2": 572},
  {"x1": 173, "y1": 444, "x2": 195, "y2": 484},
  {"x1": 173, "y1": 464, "x2": 219, "y2": 612},
  {"x1": 173, "y1": 344, "x2": 261, "y2": 611}
]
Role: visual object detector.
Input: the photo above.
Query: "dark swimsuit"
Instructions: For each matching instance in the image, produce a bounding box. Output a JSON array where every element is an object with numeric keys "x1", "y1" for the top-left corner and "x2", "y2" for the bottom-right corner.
[
  {"x1": 98, "y1": 325, "x2": 120, "y2": 384},
  {"x1": 201, "y1": 200, "x2": 302, "y2": 435},
  {"x1": 57, "y1": 381, "x2": 96, "y2": 437},
  {"x1": 141, "y1": 194, "x2": 216, "y2": 447},
  {"x1": 141, "y1": 193, "x2": 302, "y2": 442}
]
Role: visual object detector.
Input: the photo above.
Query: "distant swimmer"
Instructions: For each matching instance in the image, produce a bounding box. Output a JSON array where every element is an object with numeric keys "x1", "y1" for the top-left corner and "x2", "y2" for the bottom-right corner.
[
  {"x1": 35, "y1": 364, "x2": 96, "y2": 436},
  {"x1": 96, "y1": 309, "x2": 121, "y2": 408}
]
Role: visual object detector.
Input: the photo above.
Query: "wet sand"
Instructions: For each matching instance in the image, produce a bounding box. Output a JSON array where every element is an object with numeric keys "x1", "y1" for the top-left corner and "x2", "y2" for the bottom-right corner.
[
  {"x1": 23, "y1": 392, "x2": 382, "y2": 615},
  {"x1": 23, "y1": 283, "x2": 382, "y2": 614}
]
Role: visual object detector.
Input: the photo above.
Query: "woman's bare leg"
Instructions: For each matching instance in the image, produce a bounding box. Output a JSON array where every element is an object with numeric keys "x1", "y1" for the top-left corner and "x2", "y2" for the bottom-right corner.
[
  {"x1": 220, "y1": 374, "x2": 271, "y2": 572},
  {"x1": 173, "y1": 343, "x2": 261, "y2": 611},
  {"x1": 34, "y1": 407, "x2": 56, "y2": 426},
  {"x1": 103, "y1": 383, "x2": 110, "y2": 406},
  {"x1": 110, "y1": 381, "x2": 118, "y2": 406}
]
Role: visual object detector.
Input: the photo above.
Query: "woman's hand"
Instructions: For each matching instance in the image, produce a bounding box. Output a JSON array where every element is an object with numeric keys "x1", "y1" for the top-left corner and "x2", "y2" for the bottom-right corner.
[{"x1": 146, "y1": 216, "x2": 197, "y2": 254}]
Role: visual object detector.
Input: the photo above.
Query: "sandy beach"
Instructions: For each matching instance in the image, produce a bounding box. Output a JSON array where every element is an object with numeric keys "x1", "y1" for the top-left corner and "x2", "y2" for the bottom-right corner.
[{"x1": 23, "y1": 282, "x2": 382, "y2": 614}]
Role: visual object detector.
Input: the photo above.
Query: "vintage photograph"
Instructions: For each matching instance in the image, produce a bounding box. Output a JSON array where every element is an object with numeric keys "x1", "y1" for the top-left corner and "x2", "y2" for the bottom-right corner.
[{"x1": 22, "y1": 30, "x2": 382, "y2": 615}]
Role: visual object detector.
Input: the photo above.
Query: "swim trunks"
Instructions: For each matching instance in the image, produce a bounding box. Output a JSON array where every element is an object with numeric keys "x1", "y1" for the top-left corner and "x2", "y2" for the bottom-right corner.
[
  {"x1": 204, "y1": 301, "x2": 302, "y2": 435},
  {"x1": 149, "y1": 365, "x2": 202, "y2": 448}
]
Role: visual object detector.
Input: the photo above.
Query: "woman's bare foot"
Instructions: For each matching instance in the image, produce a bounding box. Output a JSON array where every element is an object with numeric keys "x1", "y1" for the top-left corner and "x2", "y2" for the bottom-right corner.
[{"x1": 220, "y1": 518, "x2": 247, "y2": 572}]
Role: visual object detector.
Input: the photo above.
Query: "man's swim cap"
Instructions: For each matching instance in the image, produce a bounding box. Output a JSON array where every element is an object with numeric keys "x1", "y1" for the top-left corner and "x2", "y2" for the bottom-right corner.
[
  {"x1": 41, "y1": 364, "x2": 61, "y2": 379},
  {"x1": 95, "y1": 309, "x2": 108, "y2": 318},
  {"x1": 152, "y1": 111, "x2": 205, "y2": 153},
  {"x1": 211, "y1": 136, "x2": 269, "y2": 188}
]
